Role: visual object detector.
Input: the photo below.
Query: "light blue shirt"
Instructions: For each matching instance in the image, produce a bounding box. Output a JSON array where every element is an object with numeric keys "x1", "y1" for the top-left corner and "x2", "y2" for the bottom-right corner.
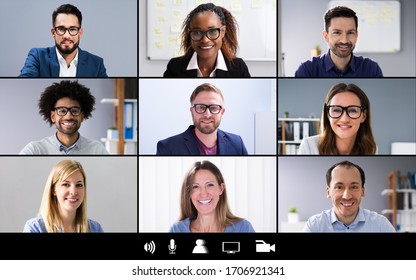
[
  {"x1": 19, "y1": 133, "x2": 109, "y2": 155},
  {"x1": 170, "y1": 217, "x2": 255, "y2": 233},
  {"x1": 23, "y1": 217, "x2": 104, "y2": 233},
  {"x1": 303, "y1": 207, "x2": 396, "y2": 232}
]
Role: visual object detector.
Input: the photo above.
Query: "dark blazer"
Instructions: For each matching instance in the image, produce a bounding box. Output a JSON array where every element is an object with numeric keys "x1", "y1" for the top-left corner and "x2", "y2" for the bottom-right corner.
[
  {"x1": 19, "y1": 46, "x2": 107, "y2": 77},
  {"x1": 156, "y1": 125, "x2": 248, "y2": 155},
  {"x1": 163, "y1": 55, "x2": 251, "y2": 77}
]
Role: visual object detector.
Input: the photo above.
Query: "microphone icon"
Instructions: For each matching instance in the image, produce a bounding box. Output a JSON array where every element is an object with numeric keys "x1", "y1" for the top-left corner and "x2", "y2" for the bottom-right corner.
[{"x1": 168, "y1": 239, "x2": 176, "y2": 254}]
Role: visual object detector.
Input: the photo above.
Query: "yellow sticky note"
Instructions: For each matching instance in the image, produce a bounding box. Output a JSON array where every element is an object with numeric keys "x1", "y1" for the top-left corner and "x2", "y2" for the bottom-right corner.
[
  {"x1": 231, "y1": 0, "x2": 242, "y2": 13},
  {"x1": 170, "y1": 23, "x2": 182, "y2": 33},
  {"x1": 172, "y1": 9, "x2": 183, "y2": 19},
  {"x1": 167, "y1": 35, "x2": 180, "y2": 46},
  {"x1": 172, "y1": 0, "x2": 183, "y2": 5},
  {"x1": 156, "y1": 15, "x2": 167, "y2": 23},
  {"x1": 252, "y1": 0, "x2": 262, "y2": 9},
  {"x1": 154, "y1": 41, "x2": 164, "y2": 49},
  {"x1": 155, "y1": 0, "x2": 166, "y2": 9},
  {"x1": 153, "y1": 27, "x2": 164, "y2": 36}
]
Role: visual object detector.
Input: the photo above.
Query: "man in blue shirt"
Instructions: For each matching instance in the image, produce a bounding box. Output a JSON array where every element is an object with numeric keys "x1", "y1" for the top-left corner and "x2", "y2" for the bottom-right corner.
[
  {"x1": 303, "y1": 160, "x2": 396, "y2": 232},
  {"x1": 295, "y1": 6, "x2": 383, "y2": 77}
]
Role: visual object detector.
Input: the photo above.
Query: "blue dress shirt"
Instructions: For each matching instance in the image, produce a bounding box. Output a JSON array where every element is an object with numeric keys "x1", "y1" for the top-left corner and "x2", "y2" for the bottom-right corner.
[
  {"x1": 169, "y1": 217, "x2": 255, "y2": 232},
  {"x1": 303, "y1": 207, "x2": 396, "y2": 232},
  {"x1": 295, "y1": 50, "x2": 383, "y2": 77}
]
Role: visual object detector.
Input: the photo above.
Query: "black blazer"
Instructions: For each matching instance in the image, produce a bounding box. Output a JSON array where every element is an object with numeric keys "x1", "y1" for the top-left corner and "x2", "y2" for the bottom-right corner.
[{"x1": 163, "y1": 55, "x2": 251, "y2": 77}]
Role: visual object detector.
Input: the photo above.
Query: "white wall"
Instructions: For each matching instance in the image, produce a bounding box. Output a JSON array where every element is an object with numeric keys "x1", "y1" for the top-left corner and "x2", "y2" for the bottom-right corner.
[
  {"x1": 139, "y1": 79, "x2": 275, "y2": 155},
  {"x1": 139, "y1": 156, "x2": 276, "y2": 232},
  {"x1": 0, "y1": 157, "x2": 137, "y2": 232}
]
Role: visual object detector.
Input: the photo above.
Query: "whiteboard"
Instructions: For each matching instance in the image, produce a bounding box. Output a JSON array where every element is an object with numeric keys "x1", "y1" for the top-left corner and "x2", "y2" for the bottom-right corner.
[
  {"x1": 147, "y1": 0, "x2": 276, "y2": 61},
  {"x1": 328, "y1": 1, "x2": 400, "y2": 53}
]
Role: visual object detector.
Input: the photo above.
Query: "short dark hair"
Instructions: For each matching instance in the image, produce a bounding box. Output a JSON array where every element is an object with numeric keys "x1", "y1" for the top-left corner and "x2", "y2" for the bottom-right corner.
[
  {"x1": 38, "y1": 80, "x2": 95, "y2": 126},
  {"x1": 324, "y1": 6, "x2": 358, "y2": 32},
  {"x1": 326, "y1": 160, "x2": 365, "y2": 186},
  {"x1": 189, "y1": 83, "x2": 224, "y2": 104},
  {"x1": 52, "y1": 4, "x2": 83, "y2": 27}
]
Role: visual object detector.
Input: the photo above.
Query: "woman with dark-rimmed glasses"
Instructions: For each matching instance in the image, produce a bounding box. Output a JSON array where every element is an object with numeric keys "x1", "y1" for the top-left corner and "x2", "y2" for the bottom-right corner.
[{"x1": 299, "y1": 83, "x2": 377, "y2": 155}]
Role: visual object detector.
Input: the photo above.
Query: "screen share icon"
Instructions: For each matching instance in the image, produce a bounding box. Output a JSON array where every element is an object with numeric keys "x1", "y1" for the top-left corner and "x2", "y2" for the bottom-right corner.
[{"x1": 222, "y1": 242, "x2": 240, "y2": 254}]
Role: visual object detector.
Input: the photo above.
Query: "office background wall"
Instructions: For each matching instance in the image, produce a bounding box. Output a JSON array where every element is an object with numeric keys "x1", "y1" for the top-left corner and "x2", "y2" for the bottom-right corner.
[
  {"x1": 139, "y1": 156, "x2": 276, "y2": 232},
  {"x1": 280, "y1": 0, "x2": 416, "y2": 77},
  {"x1": 278, "y1": 78, "x2": 416, "y2": 154},
  {"x1": 278, "y1": 156, "x2": 416, "y2": 232},
  {"x1": 0, "y1": 79, "x2": 115, "y2": 154},
  {"x1": 0, "y1": 0, "x2": 137, "y2": 77},
  {"x1": 139, "y1": 79, "x2": 276, "y2": 155},
  {"x1": 0, "y1": 157, "x2": 137, "y2": 232},
  {"x1": 138, "y1": 0, "x2": 277, "y2": 77}
]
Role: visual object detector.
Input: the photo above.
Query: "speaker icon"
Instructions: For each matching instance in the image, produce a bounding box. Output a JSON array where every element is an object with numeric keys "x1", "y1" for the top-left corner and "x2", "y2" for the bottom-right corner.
[{"x1": 144, "y1": 241, "x2": 156, "y2": 254}]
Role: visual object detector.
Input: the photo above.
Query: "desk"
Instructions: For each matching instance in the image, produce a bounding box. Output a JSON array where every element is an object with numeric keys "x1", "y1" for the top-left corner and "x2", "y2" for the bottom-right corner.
[{"x1": 280, "y1": 222, "x2": 307, "y2": 232}]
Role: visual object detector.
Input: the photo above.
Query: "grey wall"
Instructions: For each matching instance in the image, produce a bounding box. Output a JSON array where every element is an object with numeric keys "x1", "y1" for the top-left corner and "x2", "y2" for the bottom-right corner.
[
  {"x1": 0, "y1": 79, "x2": 116, "y2": 154},
  {"x1": 278, "y1": 78, "x2": 416, "y2": 154},
  {"x1": 278, "y1": 156, "x2": 416, "y2": 232},
  {"x1": 0, "y1": 156, "x2": 137, "y2": 232},
  {"x1": 0, "y1": 0, "x2": 137, "y2": 77},
  {"x1": 138, "y1": 0, "x2": 277, "y2": 77},
  {"x1": 280, "y1": 0, "x2": 416, "y2": 77}
]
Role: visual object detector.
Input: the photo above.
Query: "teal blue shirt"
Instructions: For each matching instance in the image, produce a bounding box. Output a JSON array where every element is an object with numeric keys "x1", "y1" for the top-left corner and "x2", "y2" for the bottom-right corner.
[
  {"x1": 303, "y1": 207, "x2": 396, "y2": 232},
  {"x1": 169, "y1": 217, "x2": 255, "y2": 232}
]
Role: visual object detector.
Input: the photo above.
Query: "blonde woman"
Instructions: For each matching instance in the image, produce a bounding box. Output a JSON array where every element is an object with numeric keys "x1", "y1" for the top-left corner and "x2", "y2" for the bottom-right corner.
[
  {"x1": 170, "y1": 160, "x2": 254, "y2": 232},
  {"x1": 23, "y1": 160, "x2": 103, "y2": 232}
]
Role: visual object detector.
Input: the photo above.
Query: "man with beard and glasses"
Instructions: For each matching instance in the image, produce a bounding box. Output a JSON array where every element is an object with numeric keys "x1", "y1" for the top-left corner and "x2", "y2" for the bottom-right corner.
[
  {"x1": 19, "y1": 80, "x2": 108, "y2": 155},
  {"x1": 19, "y1": 4, "x2": 107, "y2": 77},
  {"x1": 156, "y1": 83, "x2": 248, "y2": 155},
  {"x1": 295, "y1": 6, "x2": 383, "y2": 77}
]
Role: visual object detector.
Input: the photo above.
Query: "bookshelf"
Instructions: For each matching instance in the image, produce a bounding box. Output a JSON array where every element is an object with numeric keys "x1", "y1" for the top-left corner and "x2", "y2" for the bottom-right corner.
[
  {"x1": 278, "y1": 118, "x2": 320, "y2": 155},
  {"x1": 381, "y1": 171, "x2": 416, "y2": 232},
  {"x1": 100, "y1": 79, "x2": 137, "y2": 155}
]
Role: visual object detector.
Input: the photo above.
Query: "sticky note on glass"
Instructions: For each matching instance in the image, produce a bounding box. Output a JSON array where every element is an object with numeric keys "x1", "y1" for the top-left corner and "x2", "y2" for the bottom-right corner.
[
  {"x1": 153, "y1": 27, "x2": 164, "y2": 36},
  {"x1": 172, "y1": 9, "x2": 183, "y2": 19},
  {"x1": 170, "y1": 23, "x2": 181, "y2": 33},
  {"x1": 173, "y1": 0, "x2": 183, "y2": 5},
  {"x1": 155, "y1": 0, "x2": 166, "y2": 9},
  {"x1": 167, "y1": 35, "x2": 180, "y2": 46},
  {"x1": 252, "y1": 0, "x2": 262, "y2": 9},
  {"x1": 154, "y1": 41, "x2": 164, "y2": 49},
  {"x1": 231, "y1": 0, "x2": 242, "y2": 12}
]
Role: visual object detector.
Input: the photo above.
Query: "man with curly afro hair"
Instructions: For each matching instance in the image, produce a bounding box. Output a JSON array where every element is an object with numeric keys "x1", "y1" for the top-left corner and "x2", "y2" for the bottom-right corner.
[{"x1": 19, "y1": 80, "x2": 108, "y2": 154}]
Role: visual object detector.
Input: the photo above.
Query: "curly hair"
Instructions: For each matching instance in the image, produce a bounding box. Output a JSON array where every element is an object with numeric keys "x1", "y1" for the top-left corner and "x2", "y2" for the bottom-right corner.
[
  {"x1": 38, "y1": 80, "x2": 95, "y2": 126},
  {"x1": 181, "y1": 3, "x2": 239, "y2": 62}
]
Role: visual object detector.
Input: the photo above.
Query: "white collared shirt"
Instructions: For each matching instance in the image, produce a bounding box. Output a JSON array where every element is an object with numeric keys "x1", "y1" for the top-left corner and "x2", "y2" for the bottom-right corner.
[
  {"x1": 56, "y1": 48, "x2": 78, "y2": 77},
  {"x1": 186, "y1": 50, "x2": 228, "y2": 77}
]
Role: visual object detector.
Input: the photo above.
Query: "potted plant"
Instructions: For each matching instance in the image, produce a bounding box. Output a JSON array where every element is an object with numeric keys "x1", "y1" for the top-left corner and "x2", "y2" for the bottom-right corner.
[
  {"x1": 284, "y1": 111, "x2": 289, "y2": 118},
  {"x1": 288, "y1": 207, "x2": 299, "y2": 223},
  {"x1": 107, "y1": 126, "x2": 118, "y2": 139},
  {"x1": 311, "y1": 44, "x2": 321, "y2": 57}
]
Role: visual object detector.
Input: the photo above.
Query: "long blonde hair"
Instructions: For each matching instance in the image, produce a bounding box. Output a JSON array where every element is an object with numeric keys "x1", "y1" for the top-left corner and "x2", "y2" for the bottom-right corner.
[
  {"x1": 39, "y1": 160, "x2": 89, "y2": 232},
  {"x1": 179, "y1": 160, "x2": 241, "y2": 228},
  {"x1": 319, "y1": 83, "x2": 377, "y2": 155}
]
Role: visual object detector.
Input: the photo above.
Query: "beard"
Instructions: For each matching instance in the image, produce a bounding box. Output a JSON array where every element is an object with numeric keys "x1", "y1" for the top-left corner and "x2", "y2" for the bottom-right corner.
[
  {"x1": 56, "y1": 39, "x2": 79, "y2": 55},
  {"x1": 193, "y1": 117, "x2": 220, "y2": 134},
  {"x1": 330, "y1": 42, "x2": 354, "y2": 58}
]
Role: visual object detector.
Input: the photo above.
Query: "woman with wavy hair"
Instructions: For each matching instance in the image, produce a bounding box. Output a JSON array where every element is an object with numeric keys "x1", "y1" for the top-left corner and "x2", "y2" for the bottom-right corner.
[
  {"x1": 299, "y1": 83, "x2": 377, "y2": 155},
  {"x1": 170, "y1": 160, "x2": 254, "y2": 232},
  {"x1": 23, "y1": 160, "x2": 103, "y2": 232},
  {"x1": 163, "y1": 2, "x2": 250, "y2": 77}
]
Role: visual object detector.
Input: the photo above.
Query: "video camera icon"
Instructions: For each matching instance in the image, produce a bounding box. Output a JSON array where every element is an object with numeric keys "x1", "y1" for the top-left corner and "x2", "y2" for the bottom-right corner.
[{"x1": 255, "y1": 240, "x2": 275, "y2": 253}]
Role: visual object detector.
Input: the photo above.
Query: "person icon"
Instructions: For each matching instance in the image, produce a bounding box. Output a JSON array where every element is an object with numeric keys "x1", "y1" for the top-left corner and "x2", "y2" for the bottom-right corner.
[{"x1": 192, "y1": 239, "x2": 209, "y2": 254}]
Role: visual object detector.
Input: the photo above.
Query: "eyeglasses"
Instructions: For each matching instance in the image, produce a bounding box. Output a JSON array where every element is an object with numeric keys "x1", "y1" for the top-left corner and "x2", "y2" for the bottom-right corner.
[
  {"x1": 54, "y1": 106, "x2": 82, "y2": 116},
  {"x1": 54, "y1": 26, "x2": 81, "y2": 36},
  {"x1": 193, "y1": 104, "x2": 222, "y2": 114},
  {"x1": 327, "y1": 105, "x2": 364, "y2": 119},
  {"x1": 189, "y1": 26, "x2": 224, "y2": 41}
]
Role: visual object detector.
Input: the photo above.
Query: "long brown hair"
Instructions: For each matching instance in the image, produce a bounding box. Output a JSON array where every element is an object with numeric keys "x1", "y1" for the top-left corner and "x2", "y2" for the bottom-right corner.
[
  {"x1": 180, "y1": 3, "x2": 239, "y2": 63},
  {"x1": 319, "y1": 83, "x2": 377, "y2": 155},
  {"x1": 179, "y1": 160, "x2": 242, "y2": 228}
]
